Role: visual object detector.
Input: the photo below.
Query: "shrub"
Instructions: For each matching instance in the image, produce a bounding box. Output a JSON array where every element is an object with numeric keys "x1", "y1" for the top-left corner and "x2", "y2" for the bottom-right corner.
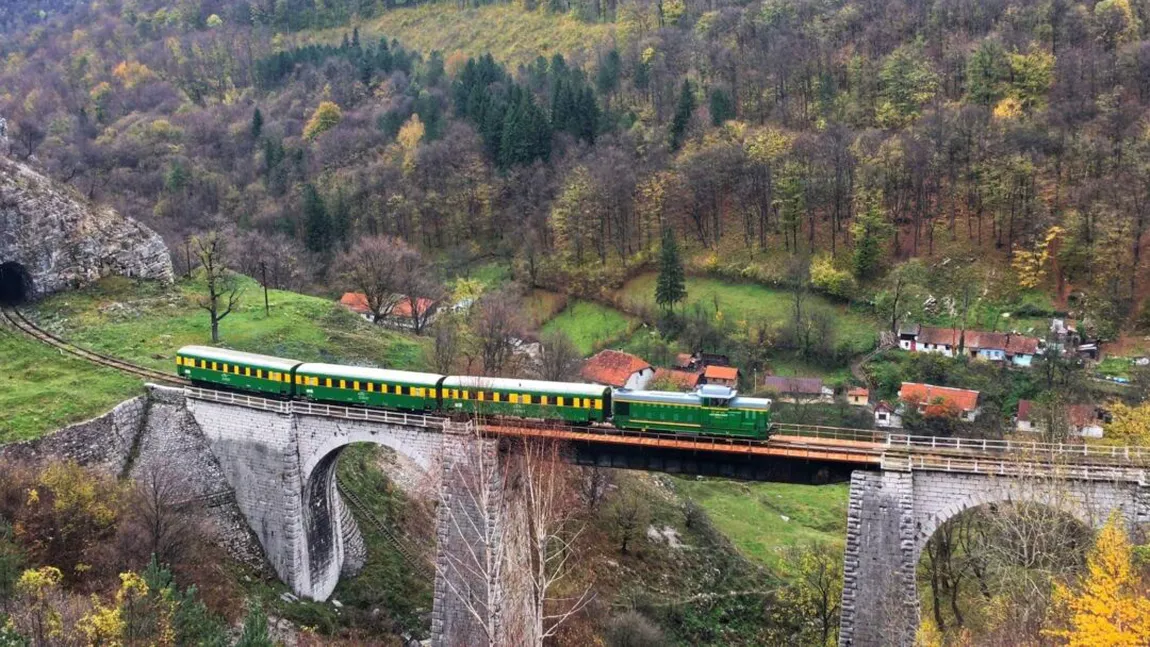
[
  {"x1": 810, "y1": 255, "x2": 856, "y2": 300},
  {"x1": 604, "y1": 610, "x2": 665, "y2": 647}
]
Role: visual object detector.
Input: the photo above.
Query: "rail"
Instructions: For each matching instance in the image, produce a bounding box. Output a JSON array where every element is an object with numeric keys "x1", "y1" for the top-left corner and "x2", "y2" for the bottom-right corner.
[
  {"x1": 337, "y1": 482, "x2": 435, "y2": 581},
  {"x1": 882, "y1": 452, "x2": 1148, "y2": 483},
  {"x1": 884, "y1": 433, "x2": 1150, "y2": 462},
  {"x1": 2, "y1": 306, "x2": 189, "y2": 386}
]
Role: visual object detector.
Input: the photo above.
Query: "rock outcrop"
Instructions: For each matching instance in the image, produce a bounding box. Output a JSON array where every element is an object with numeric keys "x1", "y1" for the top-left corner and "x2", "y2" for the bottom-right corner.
[{"x1": 0, "y1": 155, "x2": 173, "y2": 299}]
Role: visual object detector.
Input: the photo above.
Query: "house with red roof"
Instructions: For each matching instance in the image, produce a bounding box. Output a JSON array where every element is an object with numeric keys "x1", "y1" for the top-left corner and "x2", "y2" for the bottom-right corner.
[
  {"x1": 581, "y1": 350, "x2": 654, "y2": 389},
  {"x1": 703, "y1": 365, "x2": 739, "y2": 387},
  {"x1": 898, "y1": 324, "x2": 1040, "y2": 366},
  {"x1": 1016, "y1": 400, "x2": 1107, "y2": 438},
  {"x1": 652, "y1": 367, "x2": 701, "y2": 391},
  {"x1": 899, "y1": 382, "x2": 981, "y2": 422},
  {"x1": 339, "y1": 292, "x2": 439, "y2": 330},
  {"x1": 762, "y1": 376, "x2": 834, "y2": 403}
]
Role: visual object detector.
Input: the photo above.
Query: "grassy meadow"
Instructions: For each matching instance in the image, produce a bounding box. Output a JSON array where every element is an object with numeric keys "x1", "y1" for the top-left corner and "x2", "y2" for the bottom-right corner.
[{"x1": 539, "y1": 299, "x2": 637, "y2": 356}]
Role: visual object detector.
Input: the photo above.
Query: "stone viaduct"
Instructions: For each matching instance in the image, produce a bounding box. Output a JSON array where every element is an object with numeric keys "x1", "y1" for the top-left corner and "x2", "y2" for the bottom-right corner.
[{"x1": 838, "y1": 465, "x2": 1150, "y2": 647}]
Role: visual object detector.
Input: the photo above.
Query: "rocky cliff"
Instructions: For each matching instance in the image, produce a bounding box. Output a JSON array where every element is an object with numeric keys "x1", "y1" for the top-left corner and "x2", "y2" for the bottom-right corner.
[{"x1": 0, "y1": 155, "x2": 172, "y2": 299}]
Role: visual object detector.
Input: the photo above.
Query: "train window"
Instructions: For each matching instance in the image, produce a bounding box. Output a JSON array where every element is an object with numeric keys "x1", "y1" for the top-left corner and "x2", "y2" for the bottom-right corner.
[
  {"x1": 540, "y1": 396, "x2": 548, "y2": 406},
  {"x1": 492, "y1": 392, "x2": 500, "y2": 402},
  {"x1": 462, "y1": 390, "x2": 469, "y2": 400},
  {"x1": 557, "y1": 397, "x2": 564, "y2": 407},
  {"x1": 398, "y1": 386, "x2": 407, "y2": 395},
  {"x1": 616, "y1": 402, "x2": 630, "y2": 416},
  {"x1": 594, "y1": 399, "x2": 602, "y2": 409},
  {"x1": 476, "y1": 391, "x2": 484, "y2": 401},
  {"x1": 211, "y1": 362, "x2": 218, "y2": 371},
  {"x1": 509, "y1": 394, "x2": 519, "y2": 404},
  {"x1": 324, "y1": 378, "x2": 332, "y2": 388}
]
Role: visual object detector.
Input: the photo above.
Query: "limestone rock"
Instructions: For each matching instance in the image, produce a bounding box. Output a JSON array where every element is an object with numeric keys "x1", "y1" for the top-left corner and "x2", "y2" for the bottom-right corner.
[{"x1": 0, "y1": 155, "x2": 173, "y2": 299}]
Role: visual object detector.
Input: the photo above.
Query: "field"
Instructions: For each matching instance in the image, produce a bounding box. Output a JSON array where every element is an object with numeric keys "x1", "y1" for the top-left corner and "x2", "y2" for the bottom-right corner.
[
  {"x1": 363, "y1": 3, "x2": 614, "y2": 68},
  {"x1": 539, "y1": 299, "x2": 637, "y2": 356},
  {"x1": 672, "y1": 478, "x2": 849, "y2": 575},
  {"x1": 617, "y1": 273, "x2": 880, "y2": 353},
  {"x1": 8, "y1": 276, "x2": 428, "y2": 440},
  {"x1": 0, "y1": 330, "x2": 142, "y2": 443}
]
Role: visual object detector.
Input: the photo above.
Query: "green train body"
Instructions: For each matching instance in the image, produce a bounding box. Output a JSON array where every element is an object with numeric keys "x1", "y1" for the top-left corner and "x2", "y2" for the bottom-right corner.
[
  {"x1": 295, "y1": 363, "x2": 442, "y2": 412},
  {"x1": 176, "y1": 346, "x2": 300, "y2": 396},
  {"x1": 175, "y1": 347, "x2": 770, "y2": 439},
  {"x1": 611, "y1": 385, "x2": 771, "y2": 439},
  {"x1": 440, "y1": 376, "x2": 610, "y2": 424}
]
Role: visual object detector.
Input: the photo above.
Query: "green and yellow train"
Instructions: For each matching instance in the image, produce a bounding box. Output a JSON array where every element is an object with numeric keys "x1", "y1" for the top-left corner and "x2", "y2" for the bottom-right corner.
[{"x1": 175, "y1": 345, "x2": 772, "y2": 439}]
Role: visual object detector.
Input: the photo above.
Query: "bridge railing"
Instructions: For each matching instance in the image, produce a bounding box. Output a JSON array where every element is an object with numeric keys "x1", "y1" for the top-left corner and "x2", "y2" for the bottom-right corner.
[
  {"x1": 770, "y1": 423, "x2": 886, "y2": 443},
  {"x1": 883, "y1": 453, "x2": 1148, "y2": 483},
  {"x1": 184, "y1": 386, "x2": 291, "y2": 414},
  {"x1": 885, "y1": 433, "x2": 1150, "y2": 462},
  {"x1": 293, "y1": 400, "x2": 451, "y2": 429}
]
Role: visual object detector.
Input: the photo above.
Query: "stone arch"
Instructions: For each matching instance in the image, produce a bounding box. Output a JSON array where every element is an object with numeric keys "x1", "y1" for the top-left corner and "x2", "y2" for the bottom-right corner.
[
  {"x1": 297, "y1": 424, "x2": 442, "y2": 601},
  {"x1": 913, "y1": 483, "x2": 1103, "y2": 560},
  {"x1": 0, "y1": 261, "x2": 33, "y2": 305}
]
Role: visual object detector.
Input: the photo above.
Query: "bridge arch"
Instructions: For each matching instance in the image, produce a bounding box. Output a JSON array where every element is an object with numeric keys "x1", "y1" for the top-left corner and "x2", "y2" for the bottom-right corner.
[{"x1": 0, "y1": 261, "x2": 33, "y2": 305}]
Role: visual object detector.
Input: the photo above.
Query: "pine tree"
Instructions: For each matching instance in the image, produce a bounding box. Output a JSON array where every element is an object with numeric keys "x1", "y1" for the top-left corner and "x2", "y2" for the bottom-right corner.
[
  {"x1": 302, "y1": 184, "x2": 331, "y2": 253},
  {"x1": 669, "y1": 79, "x2": 695, "y2": 151},
  {"x1": 250, "y1": 107, "x2": 263, "y2": 140},
  {"x1": 656, "y1": 228, "x2": 686, "y2": 312}
]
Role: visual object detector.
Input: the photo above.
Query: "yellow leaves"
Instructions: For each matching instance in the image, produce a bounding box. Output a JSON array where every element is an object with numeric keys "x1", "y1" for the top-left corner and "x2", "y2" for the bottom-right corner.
[
  {"x1": 1103, "y1": 402, "x2": 1150, "y2": 446},
  {"x1": 641, "y1": 46, "x2": 657, "y2": 65},
  {"x1": 17, "y1": 566, "x2": 63, "y2": 596},
  {"x1": 1012, "y1": 225, "x2": 1064, "y2": 289},
  {"x1": 744, "y1": 126, "x2": 793, "y2": 163},
  {"x1": 112, "y1": 60, "x2": 156, "y2": 89},
  {"x1": 25, "y1": 488, "x2": 39, "y2": 506},
  {"x1": 1046, "y1": 514, "x2": 1150, "y2": 646},
  {"x1": 39, "y1": 462, "x2": 118, "y2": 527},
  {"x1": 303, "y1": 101, "x2": 343, "y2": 141},
  {"x1": 398, "y1": 113, "x2": 425, "y2": 173},
  {"x1": 994, "y1": 97, "x2": 1023, "y2": 120},
  {"x1": 78, "y1": 599, "x2": 124, "y2": 647},
  {"x1": 663, "y1": 0, "x2": 686, "y2": 25}
]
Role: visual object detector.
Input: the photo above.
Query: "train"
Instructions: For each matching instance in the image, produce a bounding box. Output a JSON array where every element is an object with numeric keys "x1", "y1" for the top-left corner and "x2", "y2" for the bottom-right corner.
[{"x1": 176, "y1": 345, "x2": 773, "y2": 439}]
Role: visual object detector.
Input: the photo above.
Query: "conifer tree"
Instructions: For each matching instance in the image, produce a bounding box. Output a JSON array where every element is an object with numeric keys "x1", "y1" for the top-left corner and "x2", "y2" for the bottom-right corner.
[
  {"x1": 670, "y1": 79, "x2": 695, "y2": 151},
  {"x1": 302, "y1": 184, "x2": 331, "y2": 253},
  {"x1": 250, "y1": 107, "x2": 263, "y2": 140},
  {"x1": 656, "y1": 228, "x2": 686, "y2": 312}
]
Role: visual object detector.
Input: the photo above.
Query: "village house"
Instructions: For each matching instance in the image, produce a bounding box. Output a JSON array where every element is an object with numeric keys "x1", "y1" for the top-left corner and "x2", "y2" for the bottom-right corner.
[
  {"x1": 898, "y1": 324, "x2": 1039, "y2": 367},
  {"x1": 339, "y1": 292, "x2": 439, "y2": 330},
  {"x1": 651, "y1": 367, "x2": 701, "y2": 391},
  {"x1": 898, "y1": 382, "x2": 981, "y2": 422},
  {"x1": 702, "y1": 365, "x2": 739, "y2": 387},
  {"x1": 1015, "y1": 400, "x2": 1108, "y2": 438},
  {"x1": 847, "y1": 387, "x2": 869, "y2": 406},
  {"x1": 581, "y1": 349, "x2": 654, "y2": 390},
  {"x1": 761, "y1": 376, "x2": 834, "y2": 403}
]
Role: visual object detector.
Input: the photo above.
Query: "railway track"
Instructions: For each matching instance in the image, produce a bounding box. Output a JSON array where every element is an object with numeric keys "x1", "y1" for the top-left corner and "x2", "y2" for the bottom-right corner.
[{"x1": 1, "y1": 306, "x2": 189, "y2": 386}]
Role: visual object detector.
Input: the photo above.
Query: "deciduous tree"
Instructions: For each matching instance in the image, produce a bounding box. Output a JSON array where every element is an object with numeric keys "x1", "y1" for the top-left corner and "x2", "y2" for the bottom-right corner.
[{"x1": 193, "y1": 231, "x2": 243, "y2": 344}]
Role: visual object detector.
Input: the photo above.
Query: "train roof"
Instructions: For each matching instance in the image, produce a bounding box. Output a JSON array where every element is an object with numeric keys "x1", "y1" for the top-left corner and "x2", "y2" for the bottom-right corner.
[
  {"x1": 296, "y1": 363, "x2": 445, "y2": 386},
  {"x1": 178, "y1": 346, "x2": 301, "y2": 371},
  {"x1": 441, "y1": 376, "x2": 610, "y2": 397},
  {"x1": 614, "y1": 387, "x2": 771, "y2": 410}
]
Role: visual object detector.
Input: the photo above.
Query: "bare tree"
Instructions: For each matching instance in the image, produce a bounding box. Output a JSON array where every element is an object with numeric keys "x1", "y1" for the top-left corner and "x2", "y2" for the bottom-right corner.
[
  {"x1": 336, "y1": 236, "x2": 411, "y2": 324},
  {"x1": 473, "y1": 288, "x2": 525, "y2": 376},
  {"x1": 193, "y1": 231, "x2": 242, "y2": 343},
  {"x1": 117, "y1": 459, "x2": 201, "y2": 569},
  {"x1": 431, "y1": 315, "x2": 463, "y2": 374},
  {"x1": 605, "y1": 489, "x2": 649, "y2": 555},
  {"x1": 536, "y1": 331, "x2": 582, "y2": 381},
  {"x1": 395, "y1": 247, "x2": 444, "y2": 335},
  {"x1": 577, "y1": 466, "x2": 613, "y2": 513},
  {"x1": 437, "y1": 430, "x2": 511, "y2": 647},
  {"x1": 504, "y1": 439, "x2": 594, "y2": 645}
]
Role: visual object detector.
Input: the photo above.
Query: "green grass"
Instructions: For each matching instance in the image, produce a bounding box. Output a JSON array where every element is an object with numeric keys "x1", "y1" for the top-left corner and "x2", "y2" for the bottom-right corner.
[
  {"x1": 364, "y1": 3, "x2": 614, "y2": 68},
  {"x1": 671, "y1": 478, "x2": 849, "y2": 576},
  {"x1": 539, "y1": 300, "x2": 636, "y2": 356},
  {"x1": 617, "y1": 273, "x2": 879, "y2": 353},
  {"x1": 7, "y1": 275, "x2": 430, "y2": 440},
  {"x1": 0, "y1": 329, "x2": 143, "y2": 443}
]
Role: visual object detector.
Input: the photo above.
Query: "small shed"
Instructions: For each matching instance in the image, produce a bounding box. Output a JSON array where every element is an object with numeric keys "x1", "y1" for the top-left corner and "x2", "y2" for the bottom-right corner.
[
  {"x1": 703, "y1": 365, "x2": 739, "y2": 387},
  {"x1": 874, "y1": 401, "x2": 900, "y2": 428},
  {"x1": 847, "y1": 387, "x2": 869, "y2": 407},
  {"x1": 581, "y1": 350, "x2": 654, "y2": 390}
]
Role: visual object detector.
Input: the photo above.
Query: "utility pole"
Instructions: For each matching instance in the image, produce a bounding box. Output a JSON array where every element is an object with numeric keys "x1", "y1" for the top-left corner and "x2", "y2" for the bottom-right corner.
[{"x1": 260, "y1": 261, "x2": 269, "y2": 316}]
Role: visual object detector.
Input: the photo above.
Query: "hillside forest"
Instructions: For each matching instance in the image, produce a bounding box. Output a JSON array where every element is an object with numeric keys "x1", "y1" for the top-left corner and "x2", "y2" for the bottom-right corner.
[{"x1": 5, "y1": 0, "x2": 1150, "y2": 341}]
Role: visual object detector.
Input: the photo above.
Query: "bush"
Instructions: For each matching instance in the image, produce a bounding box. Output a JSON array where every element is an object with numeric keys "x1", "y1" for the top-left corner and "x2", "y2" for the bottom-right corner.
[
  {"x1": 810, "y1": 255, "x2": 856, "y2": 301},
  {"x1": 604, "y1": 610, "x2": 665, "y2": 647}
]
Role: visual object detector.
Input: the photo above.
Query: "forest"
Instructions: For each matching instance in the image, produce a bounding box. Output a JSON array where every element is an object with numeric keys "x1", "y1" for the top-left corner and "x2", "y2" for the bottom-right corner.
[{"x1": 3, "y1": 0, "x2": 1150, "y2": 341}]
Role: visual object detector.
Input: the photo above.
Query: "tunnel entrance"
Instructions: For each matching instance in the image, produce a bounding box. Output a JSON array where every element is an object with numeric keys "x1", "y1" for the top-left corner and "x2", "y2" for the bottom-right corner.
[{"x1": 0, "y1": 262, "x2": 33, "y2": 305}]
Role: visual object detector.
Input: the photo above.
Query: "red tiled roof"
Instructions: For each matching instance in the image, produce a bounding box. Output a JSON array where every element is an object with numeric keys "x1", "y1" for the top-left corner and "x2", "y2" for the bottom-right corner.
[
  {"x1": 1068, "y1": 404, "x2": 1101, "y2": 428},
  {"x1": 704, "y1": 365, "x2": 739, "y2": 381},
  {"x1": 848, "y1": 387, "x2": 869, "y2": 397},
  {"x1": 393, "y1": 297, "x2": 436, "y2": 318},
  {"x1": 340, "y1": 292, "x2": 372, "y2": 315},
  {"x1": 1005, "y1": 334, "x2": 1039, "y2": 355},
  {"x1": 917, "y1": 327, "x2": 961, "y2": 347},
  {"x1": 899, "y1": 382, "x2": 980, "y2": 413},
  {"x1": 913, "y1": 325, "x2": 1039, "y2": 355},
  {"x1": 1017, "y1": 400, "x2": 1032, "y2": 422},
  {"x1": 581, "y1": 350, "x2": 652, "y2": 387},
  {"x1": 875, "y1": 401, "x2": 894, "y2": 413},
  {"x1": 763, "y1": 376, "x2": 825, "y2": 395},
  {"x1": 653, "y1": 368, "x2": 700, "y2": 390}
]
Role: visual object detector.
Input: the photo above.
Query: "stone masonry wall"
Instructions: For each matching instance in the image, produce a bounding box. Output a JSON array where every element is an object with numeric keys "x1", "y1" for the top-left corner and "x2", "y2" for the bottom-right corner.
[{"x1": 0, "y1": 395, "x2": 147, "y2": 472}]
